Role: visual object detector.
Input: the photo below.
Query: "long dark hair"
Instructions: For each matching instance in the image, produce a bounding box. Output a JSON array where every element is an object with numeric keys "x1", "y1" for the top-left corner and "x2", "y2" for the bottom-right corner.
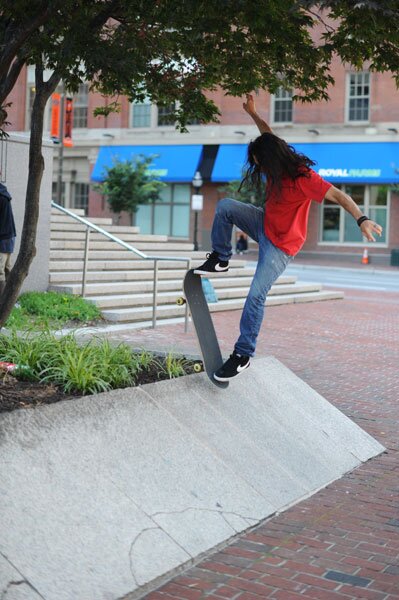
[{"x1": 239, "y1": 132, "x2": 316, "y2": 196}]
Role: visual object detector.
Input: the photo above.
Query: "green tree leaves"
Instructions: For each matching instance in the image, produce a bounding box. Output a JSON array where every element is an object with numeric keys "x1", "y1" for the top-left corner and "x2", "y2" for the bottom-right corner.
[{"x1": 94, "y1": 155, "x2": 165, "y2": 219}]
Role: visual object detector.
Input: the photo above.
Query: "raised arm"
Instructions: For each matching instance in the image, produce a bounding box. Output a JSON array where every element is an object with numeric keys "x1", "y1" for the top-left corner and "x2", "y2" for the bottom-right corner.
[{"x1": 243, "y1": 93, "x2": 273, "y2": 134}]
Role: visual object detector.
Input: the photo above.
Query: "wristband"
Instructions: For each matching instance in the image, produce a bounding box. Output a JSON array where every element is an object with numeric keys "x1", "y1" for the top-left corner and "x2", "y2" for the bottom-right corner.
[{"x1": 357, "y1": 216, "x2": 370, "y2": 227}]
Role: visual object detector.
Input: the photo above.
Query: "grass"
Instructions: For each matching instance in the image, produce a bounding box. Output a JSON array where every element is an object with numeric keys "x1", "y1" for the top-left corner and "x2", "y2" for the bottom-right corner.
[
  {"x1": 5, "y1": 291, "x2": 102, "y2": 329},
  {"x1": 0, "y1": 330, "x2": 197, "y2": 395}
]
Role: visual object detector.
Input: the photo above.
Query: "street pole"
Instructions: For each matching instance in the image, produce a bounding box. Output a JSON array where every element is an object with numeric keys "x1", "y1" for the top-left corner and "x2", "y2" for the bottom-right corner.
[
  {"x1": 193, "y1": 211, "x2": 199, "y2": 251},
  {"x1": 191, "y1": 171, "x2": 203, "y2": 252},
  {"x1": 56, "y1": 85, "x2": 65, "y2": 206}
]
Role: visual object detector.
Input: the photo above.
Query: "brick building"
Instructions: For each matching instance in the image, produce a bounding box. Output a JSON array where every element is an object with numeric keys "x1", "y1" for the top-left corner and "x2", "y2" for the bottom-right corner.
[{"x1": 6, "y1": 61, "x2": 399, "y2": 264}]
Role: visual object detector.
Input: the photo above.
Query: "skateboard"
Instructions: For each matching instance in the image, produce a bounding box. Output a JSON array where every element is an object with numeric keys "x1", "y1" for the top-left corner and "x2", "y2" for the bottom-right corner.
[{"x1": 177, "y1": 269, "x2": 228, "y2": 388}]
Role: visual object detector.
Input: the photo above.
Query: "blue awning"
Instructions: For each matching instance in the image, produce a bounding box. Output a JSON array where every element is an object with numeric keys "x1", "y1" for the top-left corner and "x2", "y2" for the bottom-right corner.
[
  {"x1": 211, "y1": 142, "x2": 399, "y2": 184},
  {"x1": 91, "y1": 145, "x2": 203, "y2": 182},
  {"x1": 211, "y1": 144, "x2": 248, "y2": 182}
]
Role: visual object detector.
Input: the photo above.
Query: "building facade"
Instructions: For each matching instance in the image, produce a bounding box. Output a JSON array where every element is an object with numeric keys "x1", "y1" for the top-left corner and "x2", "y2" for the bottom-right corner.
[{"x1": 5, "y1": 61, "x2": 399, "y2": 264}]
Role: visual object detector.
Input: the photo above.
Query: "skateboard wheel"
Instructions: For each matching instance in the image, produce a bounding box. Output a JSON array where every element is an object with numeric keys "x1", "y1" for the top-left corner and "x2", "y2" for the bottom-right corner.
[
  {"x1": 176, "y1": 297, "x2": 186, "y2": 305},
  {"x1": 193, "y1": 362, "x2": 203, "y2": 373}
]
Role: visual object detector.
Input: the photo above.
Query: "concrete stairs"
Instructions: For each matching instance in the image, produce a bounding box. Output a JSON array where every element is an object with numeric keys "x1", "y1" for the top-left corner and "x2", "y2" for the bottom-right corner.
[{"x1": 49, "y1": 209, "x2": 344, "y2": 324}]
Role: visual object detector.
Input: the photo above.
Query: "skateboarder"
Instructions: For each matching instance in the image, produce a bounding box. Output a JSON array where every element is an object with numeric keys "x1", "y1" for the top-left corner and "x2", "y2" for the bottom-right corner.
[{"x1": 194, "y1": 93, "x2": 383, "y2": 382}]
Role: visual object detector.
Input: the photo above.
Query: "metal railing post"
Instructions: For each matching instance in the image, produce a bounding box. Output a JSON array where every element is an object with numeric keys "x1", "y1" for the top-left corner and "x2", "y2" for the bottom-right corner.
[
  {"x1": 184, "y1": 258, "x2": 191, "y2": 333},
  {"x1": 152, "y1": 259, "x2": 159, "y2": 328},
  {"x1": 81, "y1": 227, "x2": 90, "y2": 297}
]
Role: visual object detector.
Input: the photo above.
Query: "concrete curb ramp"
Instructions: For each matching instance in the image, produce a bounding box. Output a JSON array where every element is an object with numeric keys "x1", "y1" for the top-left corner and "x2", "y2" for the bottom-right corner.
[{"x1": 0, "y1": 357, "x2": 384, "y2": 600}]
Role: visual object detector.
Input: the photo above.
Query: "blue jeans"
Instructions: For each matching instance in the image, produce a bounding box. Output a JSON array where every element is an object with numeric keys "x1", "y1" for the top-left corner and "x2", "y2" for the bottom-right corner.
[{"x1": 211, "y1": 198, "x2": 293, "y2": 357}]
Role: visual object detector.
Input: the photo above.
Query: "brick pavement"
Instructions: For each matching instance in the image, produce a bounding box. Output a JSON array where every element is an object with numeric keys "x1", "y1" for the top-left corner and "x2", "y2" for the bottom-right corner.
[{"x1": 118, "y1": 289, "x2": 399, "y2": 600}]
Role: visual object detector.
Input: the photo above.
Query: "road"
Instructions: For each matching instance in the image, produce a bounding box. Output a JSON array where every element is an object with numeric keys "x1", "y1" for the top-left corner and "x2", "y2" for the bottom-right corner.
[
  {"x1": 284, "y1": 264, "x2": 399, "y2": 292},
  {"x1": 246, "y1": 261, "x2": 399, "y2": 292}
]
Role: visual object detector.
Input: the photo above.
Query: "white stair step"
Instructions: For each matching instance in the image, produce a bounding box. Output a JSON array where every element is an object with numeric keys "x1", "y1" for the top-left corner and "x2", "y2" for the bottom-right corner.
[
  {"x1": 267, "y1": 290, "x2": 344, "y2": 304},
  {"x1": 48, "y1": 275, "x2": 296, "y2": 296},
  {"x1": 50, "y1": 215, "x2": 113, "y2": 226},
  {"x1": 51, "y1": 208, "x2": 86, "y2": 216},
  {"x1": 50, "y1": 231, "x2": 169, "y2": 243},
  {"x1": 101, "y1": 290, "x2": 343, "y2": 322},
  {"x1": 50, "y1": 250, "x2": 213, "y2": 260},
  {"x1": 48, "y1": 258, "x2": 248, "y2": 272},
  {"x1": 86, "y1": 283, "x2": 323, "y2": 309},
  {"x1": 50, "y1": 240, "x2": 195, "y2": 251},
  {"x1": 48, "y1": 266, "x2": 256, "y2": 284},
  {"x1": 51, "y1": 223, "x2": 141, "y2": 234}
]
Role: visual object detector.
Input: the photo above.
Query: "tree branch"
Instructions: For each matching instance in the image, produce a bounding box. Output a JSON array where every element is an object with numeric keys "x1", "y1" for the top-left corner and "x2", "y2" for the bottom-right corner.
[
  {"x1": 0, "y1": 6, "x2": 50, "y2": 80},
  {"x1": 0, "y1": 55, "x2": 27, "y2": 105}
]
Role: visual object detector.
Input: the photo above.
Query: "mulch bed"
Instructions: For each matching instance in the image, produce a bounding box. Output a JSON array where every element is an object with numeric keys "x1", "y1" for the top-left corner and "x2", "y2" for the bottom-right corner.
[
  {"x1": 0, "y1": 372, "x2": 76, "y2": 413},
  {"x1": 0, "y1": 359, "x2": 202, "y2": 414}
]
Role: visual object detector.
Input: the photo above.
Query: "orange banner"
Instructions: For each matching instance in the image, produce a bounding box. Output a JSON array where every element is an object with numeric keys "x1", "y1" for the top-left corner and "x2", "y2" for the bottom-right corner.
[
  {"x1": 50, "y1": 93, "x2": 61, "y2": 140},
  {"x1": 63, "y1": 96, "x2": 73, "y2": 147}
]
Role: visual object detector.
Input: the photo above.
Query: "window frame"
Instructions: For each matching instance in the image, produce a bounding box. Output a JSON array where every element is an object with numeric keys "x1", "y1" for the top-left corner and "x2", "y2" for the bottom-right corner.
[
  {"x1": 156, "y1": 103, "x2": 176, "y2": 128},
  {"x1": 270, "y1": 87, "x2": 293, "y2": 125},
  {"x1": 72, "y1": 182, "x2": 89, "y2": 213},
  {"x1": 73, "y1": 83, "x2": 89, "y2": 129},
  {"x1": 134, "y1": 183, "x2": 191, "y2": 237},
  {"x1": 319, "y1": 184, "x2": 389, "y2": 247},
  {"x1": 345, "y1": 71, "x2": 371, "y2": 124},
  {"x1": 130, "y1": 100, "x2": 154, "y2": 128}
]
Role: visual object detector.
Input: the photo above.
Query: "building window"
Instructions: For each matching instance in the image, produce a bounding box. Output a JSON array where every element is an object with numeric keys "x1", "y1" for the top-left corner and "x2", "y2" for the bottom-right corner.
[
  {"x1": 135, "y1": 184, "x2": 190, "y2": 237},
  {"x1": 73, "y1": 183, "x2": 89, "y2": 213},
  {"x1": 272, "y1": 88, "x2": 293, "y2": 123},
  {"x1": 347, "y1": 72, "x2": 370, "y2": 122},
  {"x1": 321, "y1": 184, "x2": 387, "y2": 244},
  {"x1": 132, "y1": 101, "x2": 152, "y2": 128},
  {"x1": 157, "y1": 103, "x2": 175, "y2": 126},
  {"x1": 52, "y1": 181, "x2": 66, "y2": 206},
  {"x1": 73, "y1": 84, "x2": 88, "y2": 128}
]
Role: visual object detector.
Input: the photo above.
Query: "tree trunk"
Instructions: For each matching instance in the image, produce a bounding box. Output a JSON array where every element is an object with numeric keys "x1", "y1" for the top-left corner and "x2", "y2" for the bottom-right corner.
[{"x1": 0, "y1": 72, "x2": 59, "y2": 328}]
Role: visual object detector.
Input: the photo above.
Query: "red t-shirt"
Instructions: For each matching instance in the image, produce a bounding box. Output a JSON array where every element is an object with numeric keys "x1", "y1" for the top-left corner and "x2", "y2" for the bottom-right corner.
[{"x1": 264, "y1": 168, "x2": 331, "y2": 256}]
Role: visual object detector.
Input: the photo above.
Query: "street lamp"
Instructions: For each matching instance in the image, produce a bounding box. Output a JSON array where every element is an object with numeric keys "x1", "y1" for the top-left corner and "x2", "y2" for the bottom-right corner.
[{"x1": 191, "y1": 170, "x2": 203, "y2": 251}]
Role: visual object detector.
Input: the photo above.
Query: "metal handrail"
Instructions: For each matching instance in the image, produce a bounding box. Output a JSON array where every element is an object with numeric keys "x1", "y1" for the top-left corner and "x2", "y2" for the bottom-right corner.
[{"x1": 51, "y1": 202, "x2": 191, "y2": 329}]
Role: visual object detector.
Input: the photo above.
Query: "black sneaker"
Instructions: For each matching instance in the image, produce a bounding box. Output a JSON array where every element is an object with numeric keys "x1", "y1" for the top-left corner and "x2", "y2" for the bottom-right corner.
[
  {"x1": 214, "y1": 350, "x2": 250, "y2": 381},
  {"x1": 194, "y1": 251, "x2": 229, "y2": 275}
]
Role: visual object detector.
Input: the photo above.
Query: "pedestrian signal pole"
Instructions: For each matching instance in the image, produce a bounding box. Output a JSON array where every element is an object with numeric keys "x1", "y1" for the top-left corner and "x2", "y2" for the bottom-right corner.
[{"x1": 51, "y1": 83, "x2": 73, "y2": 207}]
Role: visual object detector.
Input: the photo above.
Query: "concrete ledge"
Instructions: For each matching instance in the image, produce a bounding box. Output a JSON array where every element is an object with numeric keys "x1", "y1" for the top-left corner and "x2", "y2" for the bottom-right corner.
[{"x1": 0, "y1": 357, "x2": 384, "y2": 600}]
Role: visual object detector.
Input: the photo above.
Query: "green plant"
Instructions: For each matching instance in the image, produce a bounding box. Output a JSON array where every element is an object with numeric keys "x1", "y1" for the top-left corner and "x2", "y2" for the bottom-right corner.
[
  {"x1": 157, "y1": 352, "x2": 190, "y2": 379},
  {"x1": 0, "y1": 331, "x2": 141, "y2": 394},
  {"x1": 0, "y1": 328, "x2": 58, "y2": 381},
  {"x1": 18, "y1": 291, "x2": 101, "y2": 323},
  {"x1": 136, "y1": 349, "x2": 154, "y2": 371},
  {"x1": 39, "y1": 335, "x2": 142, "y2": 394},
  {"x1": 4, "y1": 306, "x2": 33, "y2": 330},
  {"x1": 94, "y1": 156, "x2": 165, "y2": 220},
  {"x1": 4, "y1": 292, "x2": 101, "y2": 330}
]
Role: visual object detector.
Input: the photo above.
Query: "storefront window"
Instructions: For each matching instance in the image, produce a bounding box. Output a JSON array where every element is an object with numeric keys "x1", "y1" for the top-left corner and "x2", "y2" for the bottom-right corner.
[
  {"x1": 321, "y1": 185, "x2": 388, "y2": 244},
  {"x1": 135, "y1": 184, "x2": 191, "y2": 237},
  {"x1": 322, "y1": 201, "x2": 340, "y2": 242},
  {"x1": 369, "y1": 185, "x2": 387, "y2": 243},
  {"x1": 73, "y1": 183, "x2": 89, "y2": 213},
  {"x1": 343, "y1": 185, "x2": 364, "y2": 242}
]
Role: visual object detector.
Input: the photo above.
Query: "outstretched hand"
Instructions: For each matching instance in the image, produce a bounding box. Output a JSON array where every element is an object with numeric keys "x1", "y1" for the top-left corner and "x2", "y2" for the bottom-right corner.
[
  {"x1": 243, "y1": 93, "x2": 256, "y2": 116},
  {"x1": 360, "y1": 220, "x2": 383, "y2": 242}
]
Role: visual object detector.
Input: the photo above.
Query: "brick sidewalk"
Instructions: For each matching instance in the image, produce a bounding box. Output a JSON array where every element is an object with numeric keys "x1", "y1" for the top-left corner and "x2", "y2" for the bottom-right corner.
[{"x1": 121, "y1": 290, "x2": 399, "y2": 600}]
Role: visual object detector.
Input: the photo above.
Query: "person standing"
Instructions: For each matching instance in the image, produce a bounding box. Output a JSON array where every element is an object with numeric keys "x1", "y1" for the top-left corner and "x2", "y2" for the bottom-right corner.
[
  {"x1": 194, "y1": 94, "x2": 383, "y2": 381},
  {"x1": 0, "y1": 182, "x2": 16, "y2": 297}
]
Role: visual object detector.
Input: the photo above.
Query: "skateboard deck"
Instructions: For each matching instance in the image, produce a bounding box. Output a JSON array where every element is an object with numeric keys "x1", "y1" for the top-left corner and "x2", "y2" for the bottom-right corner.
[{"x1": 182, "y1": 269, "x2": 228, "y2": 388}]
